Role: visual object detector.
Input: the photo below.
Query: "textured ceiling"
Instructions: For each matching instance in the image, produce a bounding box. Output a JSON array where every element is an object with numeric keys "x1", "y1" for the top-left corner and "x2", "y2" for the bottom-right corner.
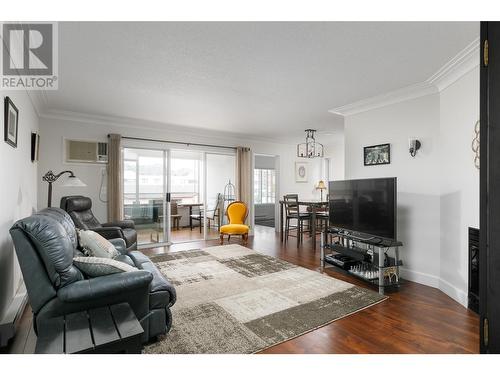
[{"x1": 44, "y1": 22, "x2": 478, "y2": 138}]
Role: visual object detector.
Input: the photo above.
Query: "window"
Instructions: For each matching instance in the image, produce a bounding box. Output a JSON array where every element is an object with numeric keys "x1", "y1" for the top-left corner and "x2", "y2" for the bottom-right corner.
[
  {"x1": 170, "y1": 154, "x2": 201, "y2": 203},
  {"x1": 123, "y1": 148, "x2": 164, "y2": 206},
  {"x1": 254, "y1": 168, "x2": 276, "y2": 204}
]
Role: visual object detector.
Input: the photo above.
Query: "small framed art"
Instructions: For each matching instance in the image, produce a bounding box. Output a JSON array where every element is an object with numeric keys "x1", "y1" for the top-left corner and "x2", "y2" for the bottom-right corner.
[
  {"x1": 364, "y1": 143, "x2": 390, "y2": 166},
  {"x1": 295, "y1": 162, "x2": 308, "y2": 182},
  {"x1": 4, "y1": 96, "x2": 19, "y2": 148}
]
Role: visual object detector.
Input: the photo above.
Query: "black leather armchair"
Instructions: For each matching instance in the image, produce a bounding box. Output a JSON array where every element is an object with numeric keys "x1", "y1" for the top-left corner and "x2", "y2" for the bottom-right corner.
[
  {"x1": 60, "y1": 195, "x2": 137, "y2": 251},
  {"x1": 10, "y1": 208, "x2": 176, "y2": 343}
]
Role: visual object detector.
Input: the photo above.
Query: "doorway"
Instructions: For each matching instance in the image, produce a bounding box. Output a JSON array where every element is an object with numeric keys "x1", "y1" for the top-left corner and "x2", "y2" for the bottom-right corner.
[
  {"x1": 122, "y1": 144, "x2": 236, "y2": 247},
  {"x1": 480, "y1": 21, "x2": 500, "y2": 353},
  {"x1": 253, "y1": 154, "x2": 278, "y2": 230}
]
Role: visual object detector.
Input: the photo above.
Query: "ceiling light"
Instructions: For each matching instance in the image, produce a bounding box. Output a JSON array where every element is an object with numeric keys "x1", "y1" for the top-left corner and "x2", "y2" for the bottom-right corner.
[{"x1": 297, "y1": 129, "x2": 324, "y2": 158}]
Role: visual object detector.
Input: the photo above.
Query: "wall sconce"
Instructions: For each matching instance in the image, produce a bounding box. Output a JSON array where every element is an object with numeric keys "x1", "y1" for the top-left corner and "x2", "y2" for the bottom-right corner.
[
  {"x1": 409, "y1": 138, "x2": 421, "y2": 157},
  {"x1": 42, "y1": 170, "x2": 87, "y2": 207}
]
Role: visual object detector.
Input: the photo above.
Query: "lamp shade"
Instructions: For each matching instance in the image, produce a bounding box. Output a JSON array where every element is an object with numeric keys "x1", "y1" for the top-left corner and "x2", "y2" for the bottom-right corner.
[
  {"x1": 61, "y1": 175, "x2": 87, "y2": 187},
  {"x1": 316, "y1": 180, "x2": 327, "y2": 190}
]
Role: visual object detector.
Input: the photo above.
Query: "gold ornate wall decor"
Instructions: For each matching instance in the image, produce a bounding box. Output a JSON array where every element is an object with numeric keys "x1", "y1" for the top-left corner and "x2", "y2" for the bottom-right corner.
[{"x1": 472, "y1": 120, "x2": 480, "y2": 170}]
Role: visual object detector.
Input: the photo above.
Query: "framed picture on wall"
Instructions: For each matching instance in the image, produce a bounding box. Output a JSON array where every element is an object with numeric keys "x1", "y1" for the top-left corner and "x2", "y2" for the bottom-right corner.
[
  {"x1": 364, "y1": 143, "x2": 390, "y2": 166},
  {"x1": 4, "y1": 96, "x2": 19, "y2": 148},
  {"x1": 31, "y1": 132, "x2": 40, "y2": 162},
  {"x1": 295, "y1": 162, "x2": 308, "y2": 182}
]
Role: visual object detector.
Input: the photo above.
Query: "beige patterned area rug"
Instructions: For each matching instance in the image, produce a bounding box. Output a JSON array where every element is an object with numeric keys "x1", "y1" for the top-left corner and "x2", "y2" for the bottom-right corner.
[{"x1": 145, "y1": 244, "x2": 387, "y2": 354}]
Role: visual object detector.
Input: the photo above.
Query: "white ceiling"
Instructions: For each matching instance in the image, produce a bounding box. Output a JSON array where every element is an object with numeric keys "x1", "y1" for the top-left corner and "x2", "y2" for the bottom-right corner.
[{"x1": 44, "y1": 22, "x2": 478, "y2": 139}]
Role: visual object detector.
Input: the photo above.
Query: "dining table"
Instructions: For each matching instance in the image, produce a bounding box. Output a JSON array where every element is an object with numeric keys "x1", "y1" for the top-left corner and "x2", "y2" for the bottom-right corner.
[
  {"x1": 278, "y1": 199, "x2": 329, "y2": 250},
  {"x1": 178, "y1": 202, "x2": 204, "y2": 228}
]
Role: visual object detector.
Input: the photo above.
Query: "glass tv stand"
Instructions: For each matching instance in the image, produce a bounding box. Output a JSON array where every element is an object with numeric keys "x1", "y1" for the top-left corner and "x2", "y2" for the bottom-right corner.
[{"x1": 320, "y1": 228, "x2": 403, "y2": 295}]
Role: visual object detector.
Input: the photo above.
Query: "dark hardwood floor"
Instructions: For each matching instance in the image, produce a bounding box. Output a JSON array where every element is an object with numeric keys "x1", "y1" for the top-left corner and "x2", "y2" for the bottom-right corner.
[{"x1": 4, "y1": 225, "x2": 479, "y2": 354}]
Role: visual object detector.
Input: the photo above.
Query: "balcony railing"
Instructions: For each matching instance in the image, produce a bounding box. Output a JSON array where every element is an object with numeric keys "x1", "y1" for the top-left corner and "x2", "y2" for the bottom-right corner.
[{"x1": 124, "y1": 192, "x2": 200, "y2": 224}]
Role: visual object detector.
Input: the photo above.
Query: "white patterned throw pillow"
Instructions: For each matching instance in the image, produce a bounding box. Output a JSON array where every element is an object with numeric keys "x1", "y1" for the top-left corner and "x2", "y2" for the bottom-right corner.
[
  {"x1": 73, "y1": 257, "x2": 136, "y2": 277},
  {"x1": 77, "y1": 230, "x2": 120, "y2": 259}
]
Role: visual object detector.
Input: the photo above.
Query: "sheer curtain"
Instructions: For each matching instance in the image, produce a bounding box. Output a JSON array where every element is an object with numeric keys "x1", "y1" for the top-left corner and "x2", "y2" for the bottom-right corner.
[
  {"x1": 236, "y1": 146, "x2": 252, "y2": 224},
  {"x1": 107, "y1": 134, "x2": 123, "y2": 221}
]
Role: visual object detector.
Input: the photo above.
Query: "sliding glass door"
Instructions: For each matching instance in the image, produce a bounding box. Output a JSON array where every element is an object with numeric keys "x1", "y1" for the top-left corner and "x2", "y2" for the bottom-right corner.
[
  {"x1": 170, "y1": 150, "x2": 204, "y2": 243},
  {"x1": 205, "y1": 153, "x2": 236, "y2": 239},
  {"x1": 123, "y1": 148, "x2": 167, "y2": 246},
  {"x1": 123, "y1": 145, "x2": 235, "y2": 247}
]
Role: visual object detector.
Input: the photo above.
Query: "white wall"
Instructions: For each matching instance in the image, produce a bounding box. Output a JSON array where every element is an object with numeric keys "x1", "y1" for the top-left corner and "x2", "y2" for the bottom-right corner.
[
  {"x1": 344, "y1": 68, "x2": 479, "y2": 306},
  {"x1": 344, "y1": 94, "x2": 442, "y2": 286},
  {"x1": 324, "y1": 136, "x2": 345, "y2": 183},
  {"x1": 255, "y1": 154, "x2": 275, "y2": 170},
  {"x1": 0, "y1": 90, "x2": 39, "y2": 319},
  {"x1": 38, "y1": 114, "x2": 344, "y2": 224},
  {"x1": 439, "y1": 67, "x2": 479, "y2": 304}
]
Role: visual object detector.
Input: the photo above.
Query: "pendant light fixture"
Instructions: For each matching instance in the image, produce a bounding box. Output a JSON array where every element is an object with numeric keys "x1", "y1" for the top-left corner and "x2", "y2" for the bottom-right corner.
[{"x1": 297, "y1": 129, "x2": 324, "y2": 158}]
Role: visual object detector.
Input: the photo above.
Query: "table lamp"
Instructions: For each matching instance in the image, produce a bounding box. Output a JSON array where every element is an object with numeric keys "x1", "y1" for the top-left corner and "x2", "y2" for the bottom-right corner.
[
  {"x1": 42, "y1": 170, "x2": 87, "y2": 207},
  {"x1": 316, "y1": 180, "x2": 327, "y2": 201}
]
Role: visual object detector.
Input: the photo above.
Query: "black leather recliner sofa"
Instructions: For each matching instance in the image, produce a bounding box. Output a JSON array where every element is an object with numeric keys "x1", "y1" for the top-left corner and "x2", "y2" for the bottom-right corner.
[
  {"x1": 60, "y1": 196, "x2": 137, "y2": 251},
  {"x1": 9, "y1": 208, "x2": 176, "y2": 343}
]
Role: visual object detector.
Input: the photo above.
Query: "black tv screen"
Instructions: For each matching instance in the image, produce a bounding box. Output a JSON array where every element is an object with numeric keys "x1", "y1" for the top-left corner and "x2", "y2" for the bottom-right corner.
[{"x1": 329, "y1": 177, "x2": 397, "y2": 240}]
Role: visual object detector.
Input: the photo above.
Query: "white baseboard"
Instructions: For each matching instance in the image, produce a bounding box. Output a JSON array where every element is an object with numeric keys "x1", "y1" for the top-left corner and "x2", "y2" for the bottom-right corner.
[
  {"x1": 438, "y1": 278, "x2": 468, "y2": 307},
  {"x1": 0, "y1": 282, "x2": 28, "y2": 347},
  {"x1": 400, "y1": 267, "x2": 440, "y2": 288},
  {"x1": 399, "y1": 267, "x2": 468, "y2": 307}
]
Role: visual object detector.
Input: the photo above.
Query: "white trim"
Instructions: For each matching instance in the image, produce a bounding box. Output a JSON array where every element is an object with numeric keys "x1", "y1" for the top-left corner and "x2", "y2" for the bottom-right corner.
[
  {"x1": 438, "y1": 278, "x2": 468, "y2": 307},
  {"x1": 329, "y1": 82, "x2": 438, "y2": 117},
  {"x1": 400, "y1": 267, "x2": 468, "y2": 307},
  {"x1": 253, "y1": 153, "x2": 280, "y2": 233},
  {"x1": 400, "y1": 267, "x2": 440, "y2": 288},
  {"x1": 427, "y1": 38, "x2": 480, "y2": 92},
  {"x1": 0, "y1": 282, "x2": 27, "y2": 347},
  {"x1": 39, "y1": 109, "x2": 297, "y2": 146},
  {"x1": 329, "y1": 38, "x2": 480, "y2": 117},
  {"x1": 25, "y1": 90, "x2": 47, "y2": 117}
]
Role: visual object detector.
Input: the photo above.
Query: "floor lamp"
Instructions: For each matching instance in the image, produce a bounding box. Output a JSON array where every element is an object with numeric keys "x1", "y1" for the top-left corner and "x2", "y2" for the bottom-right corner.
[{"x1": 42, "y1": 170, "x2": 87, "y2": 207}]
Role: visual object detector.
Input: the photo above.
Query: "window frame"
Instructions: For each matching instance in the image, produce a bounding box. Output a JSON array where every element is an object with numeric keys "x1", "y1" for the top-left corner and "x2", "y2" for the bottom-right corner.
[{"x1": 254, "y1": 168, "x2": 276, "y2": 204}]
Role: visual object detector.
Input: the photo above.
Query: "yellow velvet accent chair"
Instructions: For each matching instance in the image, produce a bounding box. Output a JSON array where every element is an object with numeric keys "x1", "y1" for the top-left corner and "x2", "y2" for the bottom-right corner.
[{"x1": 219, "y1": 201, "x2": 249, "y2": 245}]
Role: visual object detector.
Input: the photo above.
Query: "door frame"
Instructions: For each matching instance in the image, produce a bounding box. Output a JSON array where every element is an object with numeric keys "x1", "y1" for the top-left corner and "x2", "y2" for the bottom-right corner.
[
  {"x1": 122, "y1": 145, "x2": 172, "y2": 248},
  {"x1": 123, "y1": 140, "x2": 236, "y2": 247},
  {"x1": 480, "y1": 21, "x2": 500, "y2": 353},
  {"x1": 253, "y1": 153, "x2": 280, "y2": 232},
  {"x1": 204, "y1": 150, "x2": 238, "y2": 240}
]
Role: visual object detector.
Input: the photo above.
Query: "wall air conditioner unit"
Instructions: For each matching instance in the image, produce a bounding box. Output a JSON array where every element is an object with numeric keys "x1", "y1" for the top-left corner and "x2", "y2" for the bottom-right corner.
[{"x1": 65, "y1": 139, "x2": 108, "y2": 164}]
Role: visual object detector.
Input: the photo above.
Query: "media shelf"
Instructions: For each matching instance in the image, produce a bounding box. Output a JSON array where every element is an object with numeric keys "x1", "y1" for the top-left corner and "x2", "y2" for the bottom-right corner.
[
  {"x1": 320, "y1": 228, "x2": 403, "y2": 295},
  {"x1": 347, "y1": 267, "x2": 402, "y2": 288}
]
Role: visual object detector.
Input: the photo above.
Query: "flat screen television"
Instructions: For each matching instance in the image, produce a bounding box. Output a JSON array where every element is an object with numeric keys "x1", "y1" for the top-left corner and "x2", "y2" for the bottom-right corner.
[{"x1": 329, "y1": 177, "x2": 397, "y2": 240}]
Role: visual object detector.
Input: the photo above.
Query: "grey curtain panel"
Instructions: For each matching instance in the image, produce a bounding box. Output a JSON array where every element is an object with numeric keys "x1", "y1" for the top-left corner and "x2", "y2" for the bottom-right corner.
[
  {"x1": 236, "y1": 146, "x2": 252, "y2": 224},
  {"x1": 107, "y1": 134, "x2": 124, "y2": 222}
]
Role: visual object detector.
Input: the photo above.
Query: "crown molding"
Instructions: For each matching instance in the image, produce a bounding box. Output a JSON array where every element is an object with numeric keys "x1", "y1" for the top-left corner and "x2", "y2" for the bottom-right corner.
[
  {"x1": 329, "y1": 82, "x2": 439, "y2": 117},
  {"x1": 39, "y1": 109, "x2": 299, "y2": 146},
  {"x1": 26, "y1": 90, "x2": 49, "y2": 117},
  {"x1": 329, "y1": 38, "x2": 480, "y2": 117},
  {"x1": 426, "y1": 37, "x2": 479, "y2": 91}
]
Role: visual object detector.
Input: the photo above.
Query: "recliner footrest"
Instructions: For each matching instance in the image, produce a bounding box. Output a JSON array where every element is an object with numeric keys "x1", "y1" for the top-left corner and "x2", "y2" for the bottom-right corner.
[{"x1": 128, "y1": 251, "x2": 177, "y2": 308}]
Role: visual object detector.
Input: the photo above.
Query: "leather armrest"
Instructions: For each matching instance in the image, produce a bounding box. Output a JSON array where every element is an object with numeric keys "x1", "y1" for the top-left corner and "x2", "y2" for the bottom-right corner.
[
  {"x1": 57, "y1": 270, "x2": 153, "y2": 303},
  {"x1": 108, "y1": 238, "x2": 128, "y2": 254},
  {"x1": 103, "y1": 220, "x2": 136, "y2": 229},
  {"x1": 93, "y1": 226, "x2": 125, "y2": 240}
]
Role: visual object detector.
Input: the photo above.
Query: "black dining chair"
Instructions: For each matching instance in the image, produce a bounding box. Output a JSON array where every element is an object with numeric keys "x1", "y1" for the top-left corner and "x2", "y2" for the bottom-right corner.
[
  {"x1": 315, "y1": 205, "x2": 330, "y2": 235},
  {"x1": 307, "y1": 194, "x2": 329, "y2": 236},
  {"x1": 283, "y1": 194, "x2": 311, "y2": 247},
  {"x1": 190, "y1": 193, "x2": 223, "y2": 233}
]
